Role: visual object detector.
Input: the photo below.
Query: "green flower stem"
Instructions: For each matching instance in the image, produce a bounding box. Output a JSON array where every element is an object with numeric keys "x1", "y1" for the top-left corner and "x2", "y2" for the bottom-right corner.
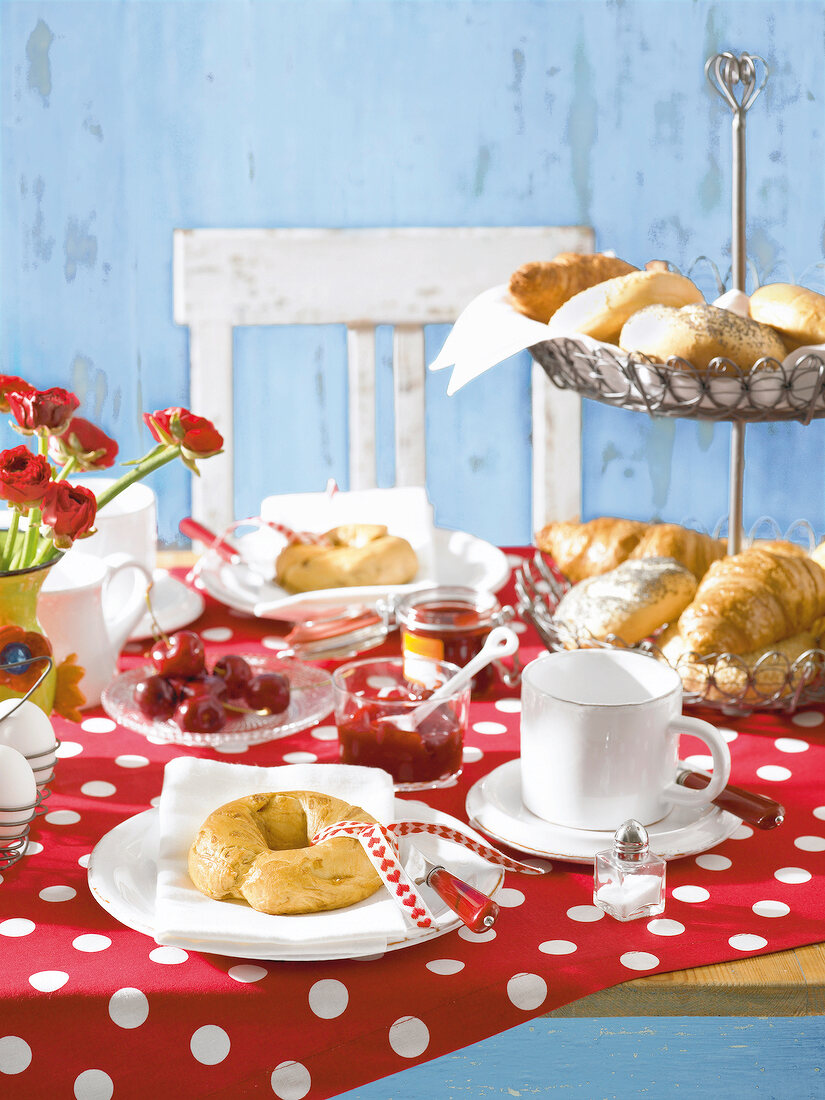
[
  {"x1": 95, "y1": 444, "x2": 180, "y2": 510},
  {"x1": 18, "y1": 436, "x2": 49, "y2": 568},
  {"x1": 54, "y1": 455, "x2": 78, "y2": 482},
  {"x1": 0, "y1": 509, "x2": 20, "y2": 571},
  {"x1": 31, "y1": 536, "x2": 59, "y2": 567}
]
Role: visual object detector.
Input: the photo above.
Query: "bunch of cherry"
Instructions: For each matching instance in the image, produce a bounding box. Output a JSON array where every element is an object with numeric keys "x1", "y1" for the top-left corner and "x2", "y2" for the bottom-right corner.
[{"x1": 133, "y1": 630, "x2": 291, "y2": 733}]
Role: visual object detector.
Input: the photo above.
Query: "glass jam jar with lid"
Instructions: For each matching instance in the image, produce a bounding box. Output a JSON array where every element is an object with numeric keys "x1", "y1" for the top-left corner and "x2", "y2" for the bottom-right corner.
[{"x1": 395, "y1": 586, "x2": 514, "y2": 696}]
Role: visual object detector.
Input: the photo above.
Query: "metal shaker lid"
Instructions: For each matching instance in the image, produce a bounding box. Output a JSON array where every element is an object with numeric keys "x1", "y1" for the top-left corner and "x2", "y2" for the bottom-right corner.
[{"x1": 613, "y1": 819, "x2": 649, "y2": 861}]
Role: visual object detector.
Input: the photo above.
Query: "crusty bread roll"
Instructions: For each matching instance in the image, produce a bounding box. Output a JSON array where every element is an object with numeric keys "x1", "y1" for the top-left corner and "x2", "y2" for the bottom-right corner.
[
  {"x1": 535, "y1": 517, "x2": 649, "y2": 582},
  {"x1": 547, "y1": 270, "x2": 704, "y2": 344},
  {"x1": 188, "y1": 791, "x2": 382, "y2": 915},
  {"x1": 276, "y1": 523, "x2": 418, "y2": 592},
  {"x1": 749, "y1": 283, "x2": 825, "y2": 351},
  {"x1": 628, "y1": 523, "x2": 726, "y2": 581},
  {"x1": 553, "y1": 557, "x2": 697, "y2": 646},
  {"x1": 508, "y1": 252, "x2": 637, "y2": 324},
  {"x1": 676, "y1": 547, "x2": 825, "y2": 657},
  {"x1": 619, "y1": 303, "x2": 787, "y2": 371}
]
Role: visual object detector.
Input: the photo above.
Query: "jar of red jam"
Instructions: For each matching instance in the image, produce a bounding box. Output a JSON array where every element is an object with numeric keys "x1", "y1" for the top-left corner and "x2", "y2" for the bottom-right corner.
[{"x1": 395, "y1": 586, "x2": 514, "y2": 696}]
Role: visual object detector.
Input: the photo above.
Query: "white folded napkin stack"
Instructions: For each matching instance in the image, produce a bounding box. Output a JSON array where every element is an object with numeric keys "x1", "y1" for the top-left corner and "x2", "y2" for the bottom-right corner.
[{"x1": 154, "y1": 758, "x2": 408, "y2": 959}]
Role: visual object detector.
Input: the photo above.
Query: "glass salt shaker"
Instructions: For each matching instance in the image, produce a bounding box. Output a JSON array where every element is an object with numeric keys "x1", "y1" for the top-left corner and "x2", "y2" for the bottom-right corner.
[{"x1": 593, "y1": 819, "x2": 666, "y2": 922}]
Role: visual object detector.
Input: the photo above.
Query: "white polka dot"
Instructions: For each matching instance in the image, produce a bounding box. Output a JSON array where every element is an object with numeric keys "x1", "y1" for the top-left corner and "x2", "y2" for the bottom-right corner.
[
  {"x1": 458, "y1": 925, "x2": 496, "y2": 943},
  {"x1": 753, "y1": 899, "x2": 790, "y2": 918},
  {"x1": 200, "y1": 626, "x2": 233, "y2": 642},
  {"x1": 791, "y1": 711, "x2": 823, "y2": 727},
  {"x1": 494, "y1": 698, "x2": 521, "y2": 713},
  {"x1": 24, "y1": 841, "x2": 43, "y2": 856},
  {"x1": 228, "y1": 964, "x2": 267, "y2": 983},
  {"x1": 620, "y1": 951, "x2": 660, "y2": 971},
  {"x1": 774, "y1": 866, "x2": 812, "y2": 884},
  {"x1": 813, "y1": 806, "x2": 825, "y2": 821},
  {"x1": 39, "y1": 885, "x2": 75, "y2": 902},
  {"x1": 511, "y1": 620, "x2": 528, "y2": 634},
  {"x1": 108, "y1": 987, "x2": 149, "y2": 1029},
  {"x1": 282, "y1": 751, "x2": 318, "y2": 765},
  {"x1": 472, "y1": 721, "x2": 507, "y2": 736},
  {"x1": 270, "y1": 1061, "x2": 312, "y2": 1100},
  {"x1": 462, "y1": 745, "x2": 483, "y2": 763},
  {"x1": 695, "y1": 853, "x2": 732, "y2": 871},
  {"x1": 81, "y1": 718, "x2": 116, "y2": 734},
  {"x1": 539, "y1": 940, "x2": 578, "y2": 955},
  {"x1": 190, "y1": 1025, "x2": 230, "y2": 1065},
  {"x1": 29, "y1": 970, "x2": 68, "y2": 992},
  {"x1": 149, "y1": 796, "x2": 161, "y2": 808},
  {"x1": 114, "y1": 754, "x2": 150, "y2": 769},
  {"x1": 146, "y1": 734, "x2": 168, "y2": 745},
  {"x1": 81, "y1": 781, "x2": 116, "y2": 798},
  {"x1": 45, "y1": 810, "x2": 80, "y2": 825},
  {"x1": 55, "y1": 741, "x2": 83, "y2": 758},
  {"x1": 495, "y1": 888, "x2": 525, "y2": 908},
  {"x1": 646, "y1": 919, "x2": 685, "y2": 937},
  {"x1": 72, "y1": 934, "x2": 111, "y2": 952},
  {"x1": 150, "y1": 946, "x2": 188, "y2": 964},
  {"x1": 729, "y1": 933, "x2": 768, "y2": 952},
  {"x1": 720, "y1": 727, "x2": 739, "y2": 742},
  {"x1": 505, "y1": 554, "x2": 524, "y2": 568},
  {"x1": 426, "y1": 959, "x2": 465, "y2": 975},
  {"x1": 262, "y1": 635, "x2": 290, "y2": 650},
  {"x1": 0, "y1": 919, "x2": 35, "y2": 937},
  {"x1": 507, "y1": 972, "x2": 547, "y2": 1010},
  {"x1": 684, "y1": 754, "x2": 714, "y2": 771},
  {"x1": 730, "y1": 824, "x2": 754, "y2": 840},
  {"x1": 311, "y1": 724, "x2": 337, "y2": 741},
  {"x1": 73, "y1": 1069, "x2": 114, "y2": 1100},
  {"x1": 775, "y1": 737, "x2": 809, "y2": 754},
  {"x1": 0, "y1": 1036, "x2": 32, "y2": 1074},
  {"x1": 77, "y1": 853, "x2": 90, "y2": 868},
  {"x1": 308, "y1": 979, "x2": 348, "y2": 1019},
  {"x1": 214, "y1": 742, "x2": 249, "y2": 754},
  {"x1": 671, "y1": 885, "x2": 710, "y2": 903},
  {"x1": 388, "y1": 1016, "x2": 430, "y2": 1059},
  {"x1": 567, "y1": 905, "x2": 605, "y2": 923},
  {"x1": 794, "y1": 835, "x2": 825, "y2": 852},
  {"x1": 756, "y1": 765, "x2": 793, "y2": 782}
]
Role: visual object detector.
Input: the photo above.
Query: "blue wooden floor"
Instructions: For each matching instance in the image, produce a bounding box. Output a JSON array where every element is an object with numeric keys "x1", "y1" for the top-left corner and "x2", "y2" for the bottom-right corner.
[{"x1": 338, "y1": 1017, "x2": 825, "y2": 1098}]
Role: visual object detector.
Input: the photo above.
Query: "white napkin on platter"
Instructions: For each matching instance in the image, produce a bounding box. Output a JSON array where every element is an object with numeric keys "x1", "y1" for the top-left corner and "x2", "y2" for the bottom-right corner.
[{"x1": 154, "y1": 759, "x2": 408, "y2": 959}]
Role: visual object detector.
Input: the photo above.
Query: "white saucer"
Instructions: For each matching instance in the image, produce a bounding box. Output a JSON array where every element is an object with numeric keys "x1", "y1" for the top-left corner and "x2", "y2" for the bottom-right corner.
[
  {"x1": 130, "y1": 570, "x2": 205, "y2": 640},
  {"x1": 465, "y1": 759, "x2": 742, "y2": 864}
]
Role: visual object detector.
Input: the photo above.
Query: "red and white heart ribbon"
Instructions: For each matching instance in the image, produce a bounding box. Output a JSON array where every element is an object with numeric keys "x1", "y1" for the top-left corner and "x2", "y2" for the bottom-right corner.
[{"x1": 312, "y1": 819, "x2": 545, "y2": 930}]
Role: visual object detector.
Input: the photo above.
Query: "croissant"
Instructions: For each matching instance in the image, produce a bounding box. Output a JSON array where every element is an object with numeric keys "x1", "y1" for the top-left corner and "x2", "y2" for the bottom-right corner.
[
  {"x1": 629, "y1": 524, "x2": 726, "y2": 580},
  {"x1": 677, "y1": 547, "x2": 825, "y2": 656},
  {"x1": 534, "y1": 517, "x2": 649, "y2": 582},
  {"x1": 508, "y1": 252, "x2": 637, "y2": 324}
]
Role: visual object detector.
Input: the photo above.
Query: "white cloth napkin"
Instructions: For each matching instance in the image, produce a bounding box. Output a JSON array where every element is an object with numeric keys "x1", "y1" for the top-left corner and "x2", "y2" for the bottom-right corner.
[{"x1": 154, "y1": 759, "x2": 407, "y2": 959}]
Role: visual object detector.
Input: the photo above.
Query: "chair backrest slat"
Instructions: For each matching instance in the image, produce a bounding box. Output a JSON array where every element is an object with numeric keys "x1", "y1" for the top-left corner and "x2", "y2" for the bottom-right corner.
[
  {"x1": 392, "y1": 325, "x2": 427, "y2": 487},
  {"x1": 346, "y1": 325, "x2": 378, "y2": 491}
]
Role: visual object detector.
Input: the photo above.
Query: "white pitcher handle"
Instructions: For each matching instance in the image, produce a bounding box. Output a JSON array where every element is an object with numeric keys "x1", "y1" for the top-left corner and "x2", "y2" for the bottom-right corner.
[
  {"x1": 102, "y1": 553, "x2": 153, "y2": 653},
  {"x1": 662, "y1": 715, "x2": 731, "y2": 809}
]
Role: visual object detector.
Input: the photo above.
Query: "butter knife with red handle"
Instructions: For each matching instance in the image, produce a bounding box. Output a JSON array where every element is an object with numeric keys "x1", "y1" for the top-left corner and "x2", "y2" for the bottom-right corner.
[
  {"x1": 417, "y1": 854, "x2": 500, "y2": 932},
  {"x1": 676, "y1": 768, "x2": 785, "y2": 829}
]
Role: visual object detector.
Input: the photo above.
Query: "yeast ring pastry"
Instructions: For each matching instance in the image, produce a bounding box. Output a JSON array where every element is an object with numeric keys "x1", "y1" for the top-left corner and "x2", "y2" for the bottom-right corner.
[
  {"x1": 275, "y1": 522, "x2": 419, "y2": 593},
  {"x1": 188, "y1": 790, "x2": 383, "y2": 914}
]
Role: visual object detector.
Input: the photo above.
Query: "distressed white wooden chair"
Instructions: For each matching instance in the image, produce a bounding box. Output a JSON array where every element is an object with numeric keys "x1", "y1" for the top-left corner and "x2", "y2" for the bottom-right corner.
[{"x1": 173, "y1": 226, "x2": 592, "y2": 536}]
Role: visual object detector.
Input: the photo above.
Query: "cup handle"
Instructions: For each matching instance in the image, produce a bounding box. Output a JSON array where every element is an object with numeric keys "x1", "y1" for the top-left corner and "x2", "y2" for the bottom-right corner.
[
  {"x1": 662, "y1": 715, "x2": 731, "y2": 808},
  {"x1": 102, "y1": 553, "x2": 153, "y2": 652}
]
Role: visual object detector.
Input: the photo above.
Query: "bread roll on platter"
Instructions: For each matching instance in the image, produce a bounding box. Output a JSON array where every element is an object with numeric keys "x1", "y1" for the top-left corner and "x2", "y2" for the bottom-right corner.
[
  {"x1": 628, "y1": 523, "x2": 726, "y2": 580},
  {"x1": 508, "y1": 252, "x2": 637, "y2": 324},
  {"x1": 553, "y1": 557, "x2": 697, "y2": 646},
  {"x1": 547, "y1": 270, "x2": 704, "y2": 344},
  {"x1": 275, "y1": 523, "x2": 418, "y2": 593},
  {"x1": 749, "y1": 283, "x2": 825, "y2": 350},
  {"x1": 619, "y1": 303, "x2": 787, "y2": 372}
]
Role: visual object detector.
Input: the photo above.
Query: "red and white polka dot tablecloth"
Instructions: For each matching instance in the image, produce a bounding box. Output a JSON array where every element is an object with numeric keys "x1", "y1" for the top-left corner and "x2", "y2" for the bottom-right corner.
[{"x1": 2, "y1": 551, "x2": 825, "y2": 1099}]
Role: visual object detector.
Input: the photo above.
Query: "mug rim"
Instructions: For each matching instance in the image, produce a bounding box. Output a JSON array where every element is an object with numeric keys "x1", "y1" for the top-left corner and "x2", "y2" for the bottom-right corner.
[{"x1": 522, "y1": 648, "x2": 681, "y2": 708}]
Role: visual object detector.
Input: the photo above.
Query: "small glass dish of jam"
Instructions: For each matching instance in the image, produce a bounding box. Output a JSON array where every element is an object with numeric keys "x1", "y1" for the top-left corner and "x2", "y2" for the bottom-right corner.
[
  {"x1": 331, "y1": 657, "x2": 470, "y2": 790},
  {"x1": 395, "y1": 586, "x2": 516, "y2": 696}
]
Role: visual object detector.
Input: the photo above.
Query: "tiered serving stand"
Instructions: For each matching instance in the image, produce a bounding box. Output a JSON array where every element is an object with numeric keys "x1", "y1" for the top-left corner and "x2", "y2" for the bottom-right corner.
[{"x1": 524, "y1": 51, "x2": 825, "y2": 714}]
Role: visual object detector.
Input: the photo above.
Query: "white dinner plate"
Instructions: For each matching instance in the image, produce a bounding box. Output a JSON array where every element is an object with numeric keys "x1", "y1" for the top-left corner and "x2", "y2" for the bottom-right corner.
[
  {"x1": 466, "y1": 759, "x2": 742, "y2": 865},
  {"x1": 131, "y1": 570, "x2": 205, "y2": 640},
  {"x1": 192, "y1": 526, "x2": 510, "y2": 618},
  {"x1": 87, "y1": 801, "x2": 504, "y2": 960}
]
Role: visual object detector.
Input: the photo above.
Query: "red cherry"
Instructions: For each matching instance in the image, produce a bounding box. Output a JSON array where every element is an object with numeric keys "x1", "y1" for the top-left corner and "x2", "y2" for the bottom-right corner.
[
  {"x1": 173, "y1": 695, "x2": 227, "y2": 733},
  {"x1": 172, "y1": 673, "x2": 228, "y2": 701},
  {"x1": 212, "y1": 654, "x2": 253, "y2": 697},
  {"x1": 134, "y1": 674, "x2": 178, "y2": 719},
  {"x1": 151, "y1": 631, "x2": 206, "y2": 678},
  {"x1": 244, "y1": 671, "x2": 290, "y2": 715}
]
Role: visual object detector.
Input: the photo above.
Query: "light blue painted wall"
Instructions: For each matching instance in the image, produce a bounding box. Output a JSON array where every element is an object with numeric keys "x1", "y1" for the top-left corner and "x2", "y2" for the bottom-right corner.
[{"x1": 1, "y1": 1, "x2": 824, "y2": 546}]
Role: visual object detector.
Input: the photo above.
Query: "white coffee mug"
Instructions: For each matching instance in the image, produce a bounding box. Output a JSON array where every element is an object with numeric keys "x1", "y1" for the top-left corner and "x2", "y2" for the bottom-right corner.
[
  {"x1": 38, "y1": 551, "x2": 153, "y2": 708},
  {"x1": 520, "y1": 648, "x2": 731, "y2": 831},
  {"x1": 71, "y1": 478, "x2": 158, "y2": 576}
]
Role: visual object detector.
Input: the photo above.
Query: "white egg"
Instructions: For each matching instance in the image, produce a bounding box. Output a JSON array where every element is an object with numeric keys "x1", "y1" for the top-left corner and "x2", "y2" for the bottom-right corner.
[
  {"x1": 0, "y1": 743, "x2": 37, "y2": 838},
  {"x1": 0, "y1": 698, "x2": 57, "y2": 786}
]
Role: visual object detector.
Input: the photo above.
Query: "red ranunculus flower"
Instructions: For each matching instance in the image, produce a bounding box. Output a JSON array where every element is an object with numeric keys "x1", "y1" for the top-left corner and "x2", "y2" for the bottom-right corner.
[
  {"x1": 0, "y1": 446, "x2": 53, "y2": 510},
  {"x1": 0, "y1": 625, "x2": 53, "y2": 692},
  {"x1": 49, "y1": 416, "x2": 119, "y2": 471},
  {"x1": 40, "y1": 482, "x2": 97, "y2": 548},
  {"x1": 0, "y1": 376, "x2": 32, "y2": 414},
  {"x1": 8, "y1": 387, "x2": 80, "y2": 436},
  {"x1": 144, "y1": 407, "x2": 223, "y2": 459}
]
